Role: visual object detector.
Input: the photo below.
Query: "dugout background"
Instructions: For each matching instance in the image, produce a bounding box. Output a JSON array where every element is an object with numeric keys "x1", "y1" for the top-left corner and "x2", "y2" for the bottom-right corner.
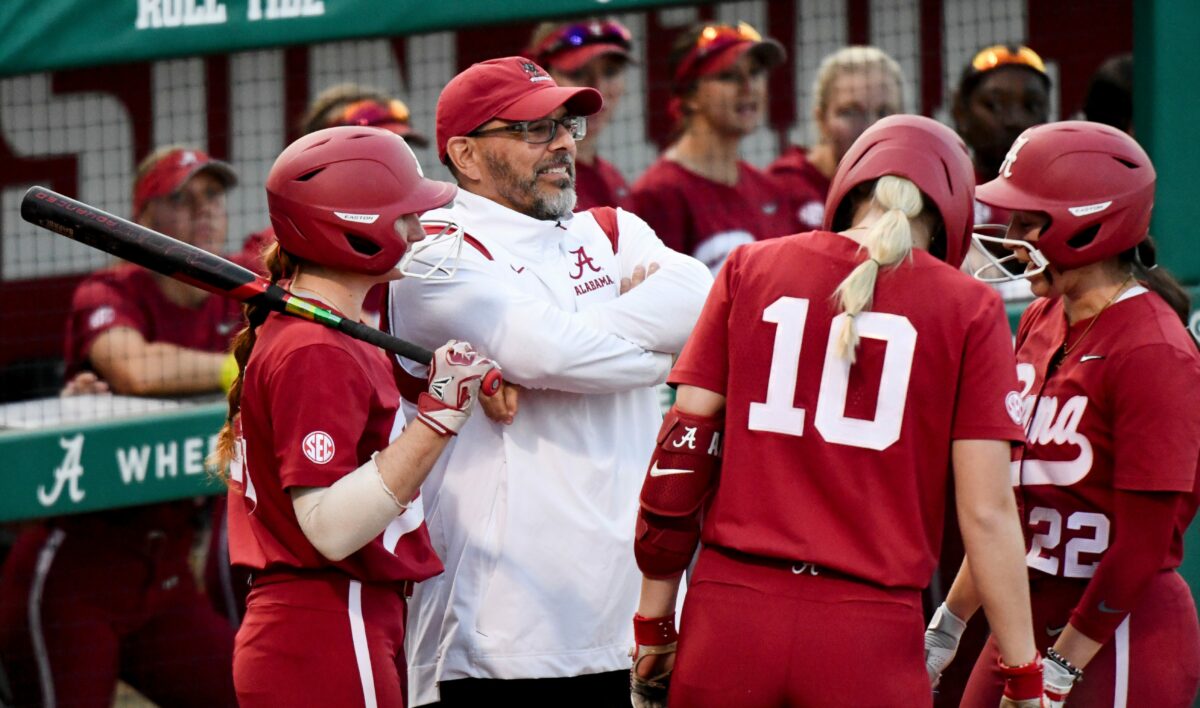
[{"x1": 1, "y1": 0, "x2": 1199, "y2": 668}]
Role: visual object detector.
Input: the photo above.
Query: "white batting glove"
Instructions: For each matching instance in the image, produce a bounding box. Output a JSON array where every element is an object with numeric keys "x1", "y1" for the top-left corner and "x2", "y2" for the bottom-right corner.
[
  {"x1": 416, "y1": 340, "x2": 499, "y2": 436},
  {"x1": 924, "y1": 602, "x2": 967, "y2": 688},
  {"x1": 1044, "y1": 650, "x2": 1081, "y2": 707}
]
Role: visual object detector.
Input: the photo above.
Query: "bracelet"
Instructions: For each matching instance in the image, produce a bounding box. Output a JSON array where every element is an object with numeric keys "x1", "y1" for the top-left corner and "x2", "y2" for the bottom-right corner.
[{"x1": 1046, "y1": 648, "x2": 1084, "y2": 684}]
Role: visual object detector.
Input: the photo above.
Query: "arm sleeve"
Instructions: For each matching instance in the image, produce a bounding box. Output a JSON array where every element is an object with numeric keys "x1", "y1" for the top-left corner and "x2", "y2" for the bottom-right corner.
[
  {"x1": 952, "y1": 289, "x2": 1027, "y2": 442},
  {"x1": 269, "y1": 344, "x2": 375, "y2": 490},
  {"x1": 574, "y1": 209, "x2": 713, "y2": 353},
  {"x1": 291, "y1": 456, "x2": 404, "y2": 562},
  {"x1": 388, "y1": 253, "x2": 671, "y2": 394},
  {"x1": 1110, "y1": 343, "x2": 1200, "y2": 491},
  {"x1": 666, "y1": 251, "x2": 737, "y2": 394},
  {"x1": 1068, "y1": 489, "x2": 1182, "y2": 643}
]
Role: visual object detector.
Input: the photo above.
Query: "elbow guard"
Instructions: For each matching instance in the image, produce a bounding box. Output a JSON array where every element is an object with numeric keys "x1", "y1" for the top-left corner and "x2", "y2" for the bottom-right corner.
[{"x1": 634, "y1": 406, "x2": 723, "y2": 578}]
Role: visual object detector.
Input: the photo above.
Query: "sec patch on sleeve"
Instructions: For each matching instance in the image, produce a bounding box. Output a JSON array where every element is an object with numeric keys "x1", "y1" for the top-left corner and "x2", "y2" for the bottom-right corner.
[
  {"x1": 302, "y1": 431, "x2": 336, "y2": 464},
  {"x1": 1005, "y1": 391, "x2": 1025, "y2": 426}
]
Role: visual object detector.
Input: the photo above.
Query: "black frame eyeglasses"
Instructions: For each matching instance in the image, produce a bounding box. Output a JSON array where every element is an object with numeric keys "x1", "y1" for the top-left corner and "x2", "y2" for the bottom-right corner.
[{"x1": 468, "y1": 116, "x2": 587, "y2": 144}]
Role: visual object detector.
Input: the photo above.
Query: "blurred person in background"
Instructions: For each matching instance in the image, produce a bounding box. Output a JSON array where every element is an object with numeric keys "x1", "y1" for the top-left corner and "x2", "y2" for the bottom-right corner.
[
  {"x1": 526, "y1": 18, "x2": 637, "y2": 209},
  {"x1": 628, "y1": 21, "x2": 798, "y2": 275},
  {"x1": 1082, "y1": 53, "x2": 1133, "y2": 136},
  {"x1": 769, "y1": 45, "x2": 904, "y2": 233},
  {"x1": 957, "y1": 43, "x2": 1051, "y2": 303},
  {"x1": 0, "y1": 146, "x2": 239, "y2": 708}
]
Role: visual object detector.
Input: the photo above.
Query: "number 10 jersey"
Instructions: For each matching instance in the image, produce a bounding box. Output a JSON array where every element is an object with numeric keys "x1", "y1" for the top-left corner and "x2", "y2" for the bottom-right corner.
[{"x1": 669, "y1": 231, "x2": 1026, "y2": 590}]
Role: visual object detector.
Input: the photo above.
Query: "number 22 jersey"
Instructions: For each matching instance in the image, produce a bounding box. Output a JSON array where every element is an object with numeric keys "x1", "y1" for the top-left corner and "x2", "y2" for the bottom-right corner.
[
  {"x1": 669, "y1": 231, "x2": 1026, "y2": 590},
  {"x1": 1012, "y1": 289, "x2": 1200, "y2": 581}
]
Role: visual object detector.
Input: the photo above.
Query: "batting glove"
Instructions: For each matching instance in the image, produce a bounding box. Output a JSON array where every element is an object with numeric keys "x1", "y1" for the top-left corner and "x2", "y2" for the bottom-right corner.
[
  {"x1": 416, "y1": 341, "x2": 499, "y2": 437},
  {"x1": 998, "y1": 653, "x2": 1047, "y2": 708},
  {"x1": 1044, "y1": 649, "x2": 1083, "y2": 707},
  {"x1": 630, "y1": 613, "x2": 677, "y2": 708},
  {"x1": 924, "y1": 602, "x2": 967, "y2": 688}
]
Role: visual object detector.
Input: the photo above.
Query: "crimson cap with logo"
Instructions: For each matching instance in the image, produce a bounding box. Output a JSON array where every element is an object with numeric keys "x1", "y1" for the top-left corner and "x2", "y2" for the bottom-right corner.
[
  {"x1": 976, "y1": 121, "x2": 1154, "y2": 270},
  {"x1": 824, "y1": 115, "x2": 976, "y2": 268},
  {"x1": 133, "y1": 147, "x2": 237, "y2": 218},
  {"x1": 266, "y1": 126, "x2": 457, "y2": 275},
  {"x1": 436, "y1": 56, "x2": 604, "y2": 162}
]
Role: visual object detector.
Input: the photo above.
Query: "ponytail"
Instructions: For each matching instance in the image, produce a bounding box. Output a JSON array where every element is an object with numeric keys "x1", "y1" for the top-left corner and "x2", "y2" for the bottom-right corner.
[
  {"x1": 1122, "y1": 236, "x2": 1193, "y2": 331},
  {"x1": 207, "y1": 243, "x2": 295, "y2": 478},
  {"x1": 832, "y1": 175, "x2": 923, "y2": 362}
]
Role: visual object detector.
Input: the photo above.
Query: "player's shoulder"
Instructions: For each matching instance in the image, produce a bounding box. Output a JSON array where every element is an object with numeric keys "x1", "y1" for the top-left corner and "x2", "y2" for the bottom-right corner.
[
  {"x1": 73, "y1": 264, "x2": 153, "y2": 302},
  {"x1": 630, "y1": 158, "x2": 690, "y2": 195},
  {"x1": 257, "y1": 315, "x2": 377, "y2": 375},
  {"x1": 1111, "y1": 290, "x2": 1200, "y2": 362}
]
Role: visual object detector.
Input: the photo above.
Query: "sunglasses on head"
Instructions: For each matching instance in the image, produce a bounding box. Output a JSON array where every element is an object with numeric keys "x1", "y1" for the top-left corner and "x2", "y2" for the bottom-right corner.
[
  {"x1": 674, "y1": 21, "x2": 764, "y2": 84},
  {"x1": 333, "y1": 99, "x2": 412, "y2": 129},
  {"x1": 534, "y1": 20, "x2": 633, "y2": 59},
  {"x1": 970, "y1": 45, "x2": 1047, "y2": 75}
]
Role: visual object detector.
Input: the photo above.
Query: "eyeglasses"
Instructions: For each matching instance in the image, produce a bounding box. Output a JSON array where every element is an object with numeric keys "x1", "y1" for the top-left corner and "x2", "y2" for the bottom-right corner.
[
  {"x1": 533, "y1": 20, "x2": 633, "y2": 59},
  {"x1": 674, "y1": 21, "x2": 764, "y2": 84},
  {"x1": 333, "y1": 99, "x2": 413, "y2": 128},
  {"x1": 468, "y1": 116, "x2": 587, "y2": 144},
  {"x1": 970, "y1": 45, "x2": 1047, "y2": 76}
]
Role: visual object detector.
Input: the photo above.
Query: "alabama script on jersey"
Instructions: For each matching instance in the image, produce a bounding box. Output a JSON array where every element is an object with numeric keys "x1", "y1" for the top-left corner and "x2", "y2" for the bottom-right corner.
[
  {"x1": 670, "y1": 231, "x2": 1025, "y2": 589},
  {"x1": 1013, "y1": 289, "x2": 1200, "y2": 580},
  {"x1": 226, "y1": 310, "x2": 442, "y2": 586}
]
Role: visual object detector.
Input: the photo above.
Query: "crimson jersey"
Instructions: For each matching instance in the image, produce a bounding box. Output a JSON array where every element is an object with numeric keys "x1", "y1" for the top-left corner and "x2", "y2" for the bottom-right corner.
[
  {"x1": 574, "y1": 156, "x2": 630, "y2": 210},
  {"x1": 670, "y1": 231, "x2": 1025, "y2": 589},
  {"x1": 226, "y1": 309, "x2": 442, "y2": 586},
  {"x1": 64, "y1": 263, "x2": 243, "y2": 378},
  {"x1": 628, "y1": 159, "x2": 800, "y2": 273},
  {"x1": 1013, "y1": 289, "x2": 1200, "y2": 580},
  {"x1": 767, "y1": 145, "x2": 830, "y2": 233}
]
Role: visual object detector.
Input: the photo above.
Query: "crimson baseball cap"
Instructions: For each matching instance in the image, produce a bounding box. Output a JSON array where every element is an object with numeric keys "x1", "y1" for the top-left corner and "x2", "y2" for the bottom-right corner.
[
  {"x1": 436, "y1": 56, "x2": 604, "y2": 162},
  {"x1": 133, "y1": 147, "x2": 236, "y2": 217}
]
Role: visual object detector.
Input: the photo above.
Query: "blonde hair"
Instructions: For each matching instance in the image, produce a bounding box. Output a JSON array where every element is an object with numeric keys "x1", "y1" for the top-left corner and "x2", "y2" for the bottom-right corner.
[
  {"x1": 812, "y1": 45, "x2": 904, "y2": 114},
  {"x1": 832, "y1": 175, "x2": 922, "y2": 362}
]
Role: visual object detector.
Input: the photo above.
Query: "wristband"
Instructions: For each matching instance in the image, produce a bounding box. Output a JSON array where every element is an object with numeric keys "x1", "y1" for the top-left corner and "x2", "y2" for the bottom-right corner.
[
  {"x1": 998, "y1": 653, "x2": 1043, "y2": 700},
  {"x1": 1046, "y1": 648, "x2": 1084, "y2": 684},
  {"x1": 633, "y1": 613, "x2": 678, "y2": 646}
]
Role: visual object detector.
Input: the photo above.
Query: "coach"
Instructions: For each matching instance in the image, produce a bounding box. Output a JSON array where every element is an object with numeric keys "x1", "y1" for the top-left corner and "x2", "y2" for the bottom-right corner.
[{"x1": 387, "y1": 57, "x2": 711, "y2": 707}]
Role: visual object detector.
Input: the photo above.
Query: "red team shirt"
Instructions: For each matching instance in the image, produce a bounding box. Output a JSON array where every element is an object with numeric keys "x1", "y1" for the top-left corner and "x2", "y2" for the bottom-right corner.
[
  {"x1": 226, "y1": 309, "x2": 442, "y2": 586},
  {"x1": 628, "y1": 159, "x2": 800, "y2": 273},
  {"x1": 767, "y1": 146, "x2": 831, "y2": 233},
  {"x1": 669, "y1": 231, "x2": 1026, "y2": 589},
  {"x1": 1013, "y1": 291, "x2": 1200, "y2": 589},
  {"x1": 574, "y1": 156, "x2": 630, "y2": 210},
  {"x1": 64, "y1": 263, "x2": 243, "y2": 378}
]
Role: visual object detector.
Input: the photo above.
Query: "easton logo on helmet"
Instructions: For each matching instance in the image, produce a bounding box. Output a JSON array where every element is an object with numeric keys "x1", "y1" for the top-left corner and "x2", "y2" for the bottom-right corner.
[
  {"x1": 1067, "y1": 201, "x2": 1113, "y2": 217},
  {"x1": 335, "y1": 212, "x2": 380, "y2": 224}
]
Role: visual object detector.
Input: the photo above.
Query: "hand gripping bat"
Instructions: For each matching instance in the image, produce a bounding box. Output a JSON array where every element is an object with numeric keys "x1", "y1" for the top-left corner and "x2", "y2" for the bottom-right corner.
[{"x1": 20, "y1": 186, "x2": 501, "y2": 395}]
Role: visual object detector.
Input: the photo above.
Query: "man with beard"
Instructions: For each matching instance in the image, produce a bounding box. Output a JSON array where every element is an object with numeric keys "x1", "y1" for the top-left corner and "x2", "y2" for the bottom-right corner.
[{"x1": 386, "y1": 56, "x2": 711, "y2": 707}]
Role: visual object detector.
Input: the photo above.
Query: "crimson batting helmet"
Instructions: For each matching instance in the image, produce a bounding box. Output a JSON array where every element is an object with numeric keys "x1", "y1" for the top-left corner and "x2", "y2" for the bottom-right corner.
[
  {"x1": 824, "y1": 115, "x2": 975, "y2": 268},
  {"x1": 266, "y1": 126, "x2": 458, "y2": 275},
  {"x1": 976, "y1": 121, "x2": 1155, "y2": 271}
]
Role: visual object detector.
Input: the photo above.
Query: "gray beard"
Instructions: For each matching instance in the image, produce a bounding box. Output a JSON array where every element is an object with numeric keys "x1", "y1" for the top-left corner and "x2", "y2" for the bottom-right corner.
[{"x1": 484, "y1": 151, "x2": 577, "y2": 221}]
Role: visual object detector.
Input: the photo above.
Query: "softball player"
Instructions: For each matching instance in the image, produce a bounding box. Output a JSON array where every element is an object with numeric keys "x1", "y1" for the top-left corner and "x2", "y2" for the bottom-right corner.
[
  {"x1": 208, "y1": 126, "x2": 498, "y2": 707},
  {"x1": 933, "y1": 122, "x2": 1200, "y2": 707},
  {"x1": 630, "y1": 115, "x2": 1045, "y2": 707}
]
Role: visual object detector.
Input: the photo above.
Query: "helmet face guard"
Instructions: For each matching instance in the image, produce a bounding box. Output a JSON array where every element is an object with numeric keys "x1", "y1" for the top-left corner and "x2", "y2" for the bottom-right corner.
[
  {"x1": 399, "y1": 220, "x2": 464, "y2": 280},
  {"x1": 969, "y1": 224, "x2": 1049, "y2": 283}
]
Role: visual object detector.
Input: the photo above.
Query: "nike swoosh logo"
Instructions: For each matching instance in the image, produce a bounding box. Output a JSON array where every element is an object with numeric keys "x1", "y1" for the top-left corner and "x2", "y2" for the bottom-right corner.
[
  {"x1": 1046, "y1": 624, "x2": 1066, "y2": 637},
  {"x1": 1080, "y1": 354, "x2": 1105, "y2": 362},
  {"x1": 511, "y1": 265, "x2": 525, "y2": 274},
  {"x1": 648, "y1": 463, "x2": 692, "y2": 477},
  {"x1": 1099, "y1": 600, "x2": 1125, "y2": 614}
]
